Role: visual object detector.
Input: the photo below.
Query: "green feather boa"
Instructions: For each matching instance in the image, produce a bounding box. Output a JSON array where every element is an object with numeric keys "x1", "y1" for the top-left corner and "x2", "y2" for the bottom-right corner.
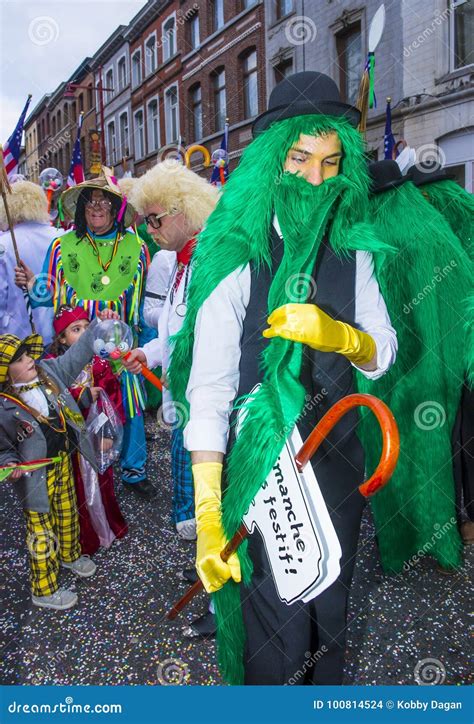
[
  {"x1": 356, "y1": 181, "x2": 472, "y2": 574},
  {"x1": 424, "y1": 180, "x2": 474, "y2": 263},
  {"x1": 169, "y1": 115, "x2": 390, "y2": 684}
]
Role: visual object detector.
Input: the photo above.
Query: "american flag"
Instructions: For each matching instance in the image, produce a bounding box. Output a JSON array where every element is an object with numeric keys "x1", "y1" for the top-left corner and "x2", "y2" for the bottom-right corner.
[
  {"x1": 2, "y1": 95, "x2": 32, "y2": 179},
  {"x1": 66, "y1": 113, "x2": 85, "y2": 187},
  {"x1": 384, "y1": 99, "x2": 396, "y2": 160}
]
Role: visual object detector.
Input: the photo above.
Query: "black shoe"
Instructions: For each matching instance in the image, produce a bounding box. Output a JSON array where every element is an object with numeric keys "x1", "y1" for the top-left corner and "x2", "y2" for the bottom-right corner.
[
  {"x1": 177, "y1": 568, "x2": 199, "y2": 584},
  {"x1": 123, "y1": 479, "x2": 157, "y2": 499},
  {"x1": 182, "y1": 611, "x2": 216, "y2": 640}
]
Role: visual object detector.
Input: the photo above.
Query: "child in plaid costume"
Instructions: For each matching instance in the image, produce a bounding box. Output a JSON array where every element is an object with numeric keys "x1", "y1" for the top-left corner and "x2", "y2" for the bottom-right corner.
[{"x1": 0, "y1": 313, "x2": 114, "y2": 610}]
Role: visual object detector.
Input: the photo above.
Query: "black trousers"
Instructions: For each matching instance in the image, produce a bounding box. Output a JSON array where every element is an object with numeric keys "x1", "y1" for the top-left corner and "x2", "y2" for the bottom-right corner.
[
  {"x1": 452, "y1": 384, "x2": 474, "y2": 522},
  {"x1": 240, "y1": 441, "x2": 365, "y2": 685}
]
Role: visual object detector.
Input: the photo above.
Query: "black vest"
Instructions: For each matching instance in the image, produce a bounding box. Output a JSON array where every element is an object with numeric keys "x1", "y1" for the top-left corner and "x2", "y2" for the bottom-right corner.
[{"x1": 233, "y1": 226, "x2": 364, "y2": 487}]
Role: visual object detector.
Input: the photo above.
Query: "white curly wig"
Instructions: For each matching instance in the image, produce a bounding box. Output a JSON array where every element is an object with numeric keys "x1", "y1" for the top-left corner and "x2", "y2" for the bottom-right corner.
[
  {"x1": 117, "y1": 176, "x2": 136, "y2": 198},
  {"x1": 129, "y1": 161, "x2": 219, "y2": 230},
  {"x1": 0, "y1": 181, "x2": 49, "y2": 231}
]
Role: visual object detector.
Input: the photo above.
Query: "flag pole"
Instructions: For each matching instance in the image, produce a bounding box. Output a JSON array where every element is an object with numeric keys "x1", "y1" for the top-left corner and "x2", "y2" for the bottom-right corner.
[{"x1": 0, "y1": 144, "x2": 36, "y2": 333}]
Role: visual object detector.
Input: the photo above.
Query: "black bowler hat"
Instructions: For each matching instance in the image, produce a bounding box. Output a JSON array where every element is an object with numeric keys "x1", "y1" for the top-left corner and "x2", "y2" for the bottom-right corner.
[
  {"x1": 368, "y1": 160, "x2": 408, "y2": 195},
  {"x1": 405, "y1": 162, "x2": 455, "y2": 187},
  {"x1": 252, "y1": 71, "x2": 361, "y2": 136}
]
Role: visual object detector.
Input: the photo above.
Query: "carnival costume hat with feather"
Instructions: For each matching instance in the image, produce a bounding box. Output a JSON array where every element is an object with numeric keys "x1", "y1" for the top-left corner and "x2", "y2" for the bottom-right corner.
[
  {"x1": 356, "y1": 163, "x2": 472, "y2": 574},
  {"x1": 169, "y1": 71, "x2": 392, "y2": 685},
  {"x1": 60, "y1": 166, "x2": 136, "y2": 229}
]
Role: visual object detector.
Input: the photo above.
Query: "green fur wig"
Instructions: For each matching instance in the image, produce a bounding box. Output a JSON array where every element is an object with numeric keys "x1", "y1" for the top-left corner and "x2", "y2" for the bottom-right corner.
[
  {"x1": 422, "y1": 179, "x2": 474, "y2": 263},
  {"x1": 169, "y1": 115, "x2": 391, "y2": 684},
  {"x1": 356, "y1": 180, "x2": 472, "y2": 575}
]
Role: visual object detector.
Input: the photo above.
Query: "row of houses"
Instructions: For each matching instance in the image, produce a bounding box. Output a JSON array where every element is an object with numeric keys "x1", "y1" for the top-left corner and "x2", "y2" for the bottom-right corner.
[{"x1": 22, "y1": 0, "x2": 474, "y2": 189}]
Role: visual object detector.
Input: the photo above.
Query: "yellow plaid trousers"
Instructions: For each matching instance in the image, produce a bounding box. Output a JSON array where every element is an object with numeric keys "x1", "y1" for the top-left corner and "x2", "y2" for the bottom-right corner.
[{"x1": 23, "y1": 452, "x2": 81, "y2": 597}]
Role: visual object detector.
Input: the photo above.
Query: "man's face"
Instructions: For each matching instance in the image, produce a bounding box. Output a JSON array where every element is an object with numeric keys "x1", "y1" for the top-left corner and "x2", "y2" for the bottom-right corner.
[
  {"x1": 8, "y1": 352, "x2": 37, "y2": 384},
  {"x1": 144, "y1": 203, "x2": 192, "y2": 252},
  {"x1": 85, "y1": 189, "x2": 115, "y2": 235},
  {"x1": 284, "y1": 132, "x2": 343, "y2": 186}
]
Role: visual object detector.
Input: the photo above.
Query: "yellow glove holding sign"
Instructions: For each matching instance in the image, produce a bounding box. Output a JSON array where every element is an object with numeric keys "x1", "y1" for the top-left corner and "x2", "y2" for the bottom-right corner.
[
  {"x1": 263, "y1": 303, "x2": 376, "y2": 366},
  {"x1": 192, "y1": 462, "x2": 241, "y2": 594}
]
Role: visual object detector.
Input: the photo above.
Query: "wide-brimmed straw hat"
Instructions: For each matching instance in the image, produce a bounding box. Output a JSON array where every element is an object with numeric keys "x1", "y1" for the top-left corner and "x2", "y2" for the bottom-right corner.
[{"x1": 60, "y1": 167, "x2": 136, "y2": 227}]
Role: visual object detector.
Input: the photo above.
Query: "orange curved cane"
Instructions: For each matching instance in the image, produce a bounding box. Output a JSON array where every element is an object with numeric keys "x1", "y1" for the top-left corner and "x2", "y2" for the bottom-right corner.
[{"x1": 166, "y1": 392, "x2": 399, "y2": 620}]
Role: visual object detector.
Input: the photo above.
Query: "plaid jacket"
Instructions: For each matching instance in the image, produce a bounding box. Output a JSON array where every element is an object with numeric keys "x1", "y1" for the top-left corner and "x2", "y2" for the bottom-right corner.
[{"x1": 0, "y1": 319, "x2": 99, "y2": 513}]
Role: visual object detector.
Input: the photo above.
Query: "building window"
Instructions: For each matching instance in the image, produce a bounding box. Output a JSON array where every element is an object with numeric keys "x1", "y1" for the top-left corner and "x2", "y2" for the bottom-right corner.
[
  {"x1": 242, "y1": 0, "x2": 257, "y2": 8},
  {"x1": 107, "y1": 121, "x2": 116, "y2": 165},
  {"x1": 451, "y1": 0, "x2": 474, "y2": 70},
  {"x1": 163, "y1": 16, "x2": 176, "y2": 62},
  {"x1": 242, "y1": 49, "x2": 258, "y2": 118},
  {"x1": 119, "y1": 112, "x2": 129, "y2": 158},
  {"x1": 105, "y1": 68, "x2": 114, "y2": 102},
  {"x1": 276, "y1": 0, "x2": 293, "y2": 19},
  {"x1": 274, "y1": 57, "x2": 293, "y2": 84},
  {"x1": 189, "y1": 13, "x2": 200, "y2": 49},
  {"x1": 212, "y1": 68, "x2": 226, "y2": 132},
  {"x1": 145, "y1": 33, "x2": 157, "y2": 75},
  {"x1": 164, "y1": 85, "x2": 179, "y2": 143},
  {"x1": 134, "y1": 110, "x2": 145, "y2": 159},
  {"x1": 336, "y1": 22, "x2": 362, "y2": 105},
  {"x1": 211, "y1": 0, "x2": 225, "y2": 33},
  {"x1": 131, "y1": 49, "x2": 142, "y2": 88},
  {"x1": 57, "y1": 110, "x2": 61, "y2": 131},
  {"x1": 190, "y1": 84, "x2": 203, "y2": 141},
  {"x1": 118, "y1": 56, "x2": 127, "y2": 91},
  {"x1": 87, "y1": 86, "x2": 93, "y2": 109},
  {"x1": 147, "y1": 99, "x2": 160, "y2": 152}
]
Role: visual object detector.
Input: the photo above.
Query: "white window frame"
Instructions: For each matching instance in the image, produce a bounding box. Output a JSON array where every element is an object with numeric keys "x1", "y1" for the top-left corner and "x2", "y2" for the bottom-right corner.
[
  {"x1": 145, "y1": 31, "x2": 158, "y2": 76},
  {"x1": 164, "y1": 82, "x2": 180, "y2": 144},
  {"x1": 106, "y1": 118, "x2": 116, "y2": 166},
  {"x1": 162, "y1": 12, "x2": 177, "y2": 63},
  {"x1": 133, "y1": 106, "x2": 145, "y2": 160},
  {"x1": 116, "y1": 53, "x2": 128, "y2": 92},
  {"x1": 146, "y1": 95, "x2": 160, "y2": 154},
  {"x1": 449, "y1": 0, "x2": 473, "y2": 72},
  {"x1": 131, "y1": 48, "x2": 142, "y2": 88},
  {"x1": 118, "y1": 108, "x2": 130, "y2": 159},
  {"x1": 105, "y1": 66, "x2": 114, "y2": 103}
]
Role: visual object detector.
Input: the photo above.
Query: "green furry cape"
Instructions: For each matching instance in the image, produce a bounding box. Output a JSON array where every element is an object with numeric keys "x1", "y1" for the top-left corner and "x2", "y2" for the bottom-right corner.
[
  {"x1": 355, "y1": 181, "x2": 472, "y2": 575},
  {"x1": 424, "y1": 179, "x2": 474, "y2": 263},
  {"x1": 169, "y1": 115, "x2": 391, "y2": 684}
]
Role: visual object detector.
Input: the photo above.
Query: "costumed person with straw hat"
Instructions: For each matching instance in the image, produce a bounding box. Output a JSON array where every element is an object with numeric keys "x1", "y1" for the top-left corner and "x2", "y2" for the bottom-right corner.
[
  {"x1": 356, "y1": 160, "x2": 472, "y2": 571},
  {"x1": 14, "y1": 170, "x2": 155, "y2": 499},
  {"x1": 124, "y1": 162, "x2": 219, "y2": 540},
  {"x1": 406, "y1": 161, "x2": 474, "y2": 546},
  {"x1": 168, "y1": 71, "x2": 398, "y2": 685},
  {"x1": 0, "y1": 178, "x2": 64, "y2": 344}
]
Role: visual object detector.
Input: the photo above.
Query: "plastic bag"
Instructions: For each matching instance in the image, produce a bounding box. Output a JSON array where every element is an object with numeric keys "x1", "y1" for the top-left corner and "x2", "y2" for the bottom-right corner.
[{"x1": 86, "y1": 389, "x2": 123, "y2": 474}]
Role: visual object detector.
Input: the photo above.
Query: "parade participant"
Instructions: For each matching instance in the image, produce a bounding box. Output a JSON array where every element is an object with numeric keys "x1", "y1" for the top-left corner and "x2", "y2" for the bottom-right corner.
[
  {"x1": 406, "y1": 161, "x2": 474, "y2": 545},
  {"x1": 356, "y1": 160, "x2": 472, "y2": 571},
  {"x1": 124, "y1": 162, "x2": 219, "y2": 541},
  {"x1": 0, "y1": 312, "x2": 114, "y2": 610},
  {"x1": 14, "y1": 171, "x2": 155, "y2": 499},
  {"x1": 168, "y1": 72, "x2": 397, "y2": 685},
  {"x1": 46, "y1": 305, "x2": 128, "y2": 555},
  {"x1": 0, "y1": 179, "x2": 64, "y2": 343}
]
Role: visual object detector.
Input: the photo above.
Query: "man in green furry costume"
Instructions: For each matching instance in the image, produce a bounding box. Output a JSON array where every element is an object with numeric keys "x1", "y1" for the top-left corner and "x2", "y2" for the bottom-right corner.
[
  {"x1": 169, "y1": 72, "x2": 397, "y2": 685},
  {"x1": 357, "y1": 160, "x2": 472, "y2": 573}
]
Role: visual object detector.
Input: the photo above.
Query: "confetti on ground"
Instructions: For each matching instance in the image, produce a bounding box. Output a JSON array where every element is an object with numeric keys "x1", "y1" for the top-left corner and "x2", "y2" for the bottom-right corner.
[{"x1": 0, "y1": 413, "x2": 471, "y2": 686}]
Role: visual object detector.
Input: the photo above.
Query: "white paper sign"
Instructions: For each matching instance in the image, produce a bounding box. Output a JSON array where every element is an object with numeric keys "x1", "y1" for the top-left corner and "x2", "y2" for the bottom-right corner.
[{"x1": 240, "y1": 387, "x2": 342, "y2": 605}]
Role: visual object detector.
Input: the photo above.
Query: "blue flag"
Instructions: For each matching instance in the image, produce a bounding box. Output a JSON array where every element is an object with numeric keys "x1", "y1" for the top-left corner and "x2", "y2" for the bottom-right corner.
[{"x1": 384, "y1": 100, "x2": 395, "y2": 160}]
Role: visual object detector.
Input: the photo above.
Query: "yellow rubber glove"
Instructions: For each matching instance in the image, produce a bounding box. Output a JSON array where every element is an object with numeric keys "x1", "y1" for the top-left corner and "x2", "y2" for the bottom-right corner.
[
  {"x1": 263, "y1": 303, "x2": 376, "y2": 366},
  {"x1": 192, "y1": 462, "x2": 241, "y2": 594}
]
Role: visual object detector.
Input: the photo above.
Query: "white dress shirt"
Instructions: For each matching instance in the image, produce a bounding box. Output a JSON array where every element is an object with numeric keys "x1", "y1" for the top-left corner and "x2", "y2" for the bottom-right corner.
[{"x1": 184, "y1": 221, "x2": 398, "y2": 454}]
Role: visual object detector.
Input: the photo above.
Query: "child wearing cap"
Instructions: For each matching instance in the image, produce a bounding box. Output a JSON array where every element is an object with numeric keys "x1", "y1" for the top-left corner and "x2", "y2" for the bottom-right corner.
[
  {"x1": 0, "y1": 312, "x2": 114, "y2": 610},
  {"x1": 47, "y1": 305, "x2": 128, "y2": 555}
]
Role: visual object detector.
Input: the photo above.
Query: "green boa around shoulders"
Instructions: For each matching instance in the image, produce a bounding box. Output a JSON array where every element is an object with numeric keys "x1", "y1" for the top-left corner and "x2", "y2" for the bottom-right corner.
[
  {"x1": 424, "y1": 180, "x2": 474, "y2": 263},
  {"x1": 169, "y1": 115, "x2": 391, "y2": 684}
]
